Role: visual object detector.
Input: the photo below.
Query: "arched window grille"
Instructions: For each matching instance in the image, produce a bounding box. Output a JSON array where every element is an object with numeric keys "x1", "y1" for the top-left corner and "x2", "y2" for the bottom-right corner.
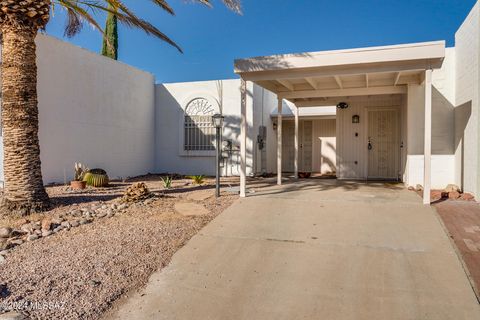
[{"x1": 184, "y1": 98, "x2": 216, "y2": 151}]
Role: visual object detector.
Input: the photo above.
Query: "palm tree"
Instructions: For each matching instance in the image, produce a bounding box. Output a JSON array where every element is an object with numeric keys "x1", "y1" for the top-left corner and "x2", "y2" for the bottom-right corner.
[
  {"x1": 0, "y1": 0, "x2": 241, "y2": 216},
  {"x1": 101, "y1": 4, "x2": 118, "y2": 59}
]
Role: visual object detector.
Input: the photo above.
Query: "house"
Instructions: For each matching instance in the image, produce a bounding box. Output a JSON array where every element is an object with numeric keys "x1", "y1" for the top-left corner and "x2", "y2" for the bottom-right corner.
[{"x1": 0, "y1": 2, "x2": 479, "y2": 204}]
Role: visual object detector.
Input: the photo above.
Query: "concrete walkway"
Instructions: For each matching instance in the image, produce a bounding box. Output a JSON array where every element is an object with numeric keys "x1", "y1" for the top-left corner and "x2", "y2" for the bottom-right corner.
[{"x1": 110, "y1": 179, "x2": 480, "y2": 320}]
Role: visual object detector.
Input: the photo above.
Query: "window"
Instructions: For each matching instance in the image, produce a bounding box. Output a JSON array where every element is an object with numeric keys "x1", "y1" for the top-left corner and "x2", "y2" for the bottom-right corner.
[{"x1": 184, "y1": 98, "x2": 216, "y2": 151}]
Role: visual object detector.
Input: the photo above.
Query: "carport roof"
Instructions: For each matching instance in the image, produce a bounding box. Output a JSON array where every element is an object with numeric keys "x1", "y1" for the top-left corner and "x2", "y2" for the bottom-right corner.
[{"x1": 234, "y1": 41, "x2": 445, "y2": 106}]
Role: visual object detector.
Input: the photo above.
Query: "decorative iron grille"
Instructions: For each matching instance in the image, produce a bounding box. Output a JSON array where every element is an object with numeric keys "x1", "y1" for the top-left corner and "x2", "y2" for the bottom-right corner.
[
  {"x1": 183, "y1": 98, "x2": 218, "y2": 152},
  {"x1": 184, "y1": 115, "x2": 215, "y2": 151}
]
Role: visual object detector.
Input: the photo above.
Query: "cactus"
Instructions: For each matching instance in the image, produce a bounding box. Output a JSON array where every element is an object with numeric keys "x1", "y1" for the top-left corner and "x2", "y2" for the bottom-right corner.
[{"x1": 83, "y1": 168, "x2": 109, "y2": 187}]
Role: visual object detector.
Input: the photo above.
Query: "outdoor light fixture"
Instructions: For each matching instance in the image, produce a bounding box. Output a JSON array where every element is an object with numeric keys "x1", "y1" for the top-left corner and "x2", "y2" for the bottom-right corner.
[
  {"x1": 212, "y1": 113, "x2": 224, "y2": 128},
  {"x1": 212, "y1": 113, "x2": 224, "y2": 198},
  {"x1": 352, "y1": 114, "x2": 360, "y2": 124},
  {"x1": 336, "y1": 102, "x2": 349, "y2": 109},
  {"x1": 273, "y1": 121, "x2": 278, "y2": 130}
]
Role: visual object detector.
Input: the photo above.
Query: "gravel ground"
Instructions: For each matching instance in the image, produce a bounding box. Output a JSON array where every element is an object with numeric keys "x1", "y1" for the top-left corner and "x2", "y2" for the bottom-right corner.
[{"x1": 0, "y1": 175, "x2": 238, "y2": 320}]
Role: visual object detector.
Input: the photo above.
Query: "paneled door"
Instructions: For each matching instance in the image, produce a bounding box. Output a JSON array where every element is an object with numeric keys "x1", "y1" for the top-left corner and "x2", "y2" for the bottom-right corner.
[
  {"x1": 367, "y1": 109, "x2": 399, "y2": 180},
  {"x1": 282, "y1": 120, "x2": 313, "y2": 172},
  {"x1": 300, "y1": 120, "x2": 313, "y2": 172}
]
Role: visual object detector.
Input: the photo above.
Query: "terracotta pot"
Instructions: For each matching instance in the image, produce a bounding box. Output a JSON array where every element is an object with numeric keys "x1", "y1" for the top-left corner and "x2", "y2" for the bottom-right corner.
[{"x1": 70, "y1": 180, "x2": 87, "y2": 190}]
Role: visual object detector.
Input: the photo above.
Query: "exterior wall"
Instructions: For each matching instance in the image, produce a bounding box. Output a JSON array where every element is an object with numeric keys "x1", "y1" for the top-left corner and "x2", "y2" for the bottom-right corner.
[
  {"x1": 455, "y1": 2, "x2": 479, "y2": 196},
  {"x1": 281, "y1": 118, "x2": 336, "y2": 174},
  {"x1": 336, "y1": 95, "x2": 403, "y2": 180},
  {"x1": 155, "y1": 79, "x2": 270, "y2": 176},
  {"x1": 404, "y1": 47, "x2": 456, "y2": 189},
  {"x1": 34, "y1": 35, "x2": 156, "y2": 184}
]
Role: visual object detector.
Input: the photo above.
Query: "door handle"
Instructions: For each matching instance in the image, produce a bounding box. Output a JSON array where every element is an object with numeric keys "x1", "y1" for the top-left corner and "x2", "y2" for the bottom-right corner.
[{"x1": 368, "y1": 139, "x2": 372, "y2": 150}]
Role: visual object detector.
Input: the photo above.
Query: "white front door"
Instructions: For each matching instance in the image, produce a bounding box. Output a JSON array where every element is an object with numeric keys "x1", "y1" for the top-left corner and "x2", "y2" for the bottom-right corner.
[
  {"x1": 282, "y1": 120, "x2": 313, "y2": 172},
  {"x1": 367, "y1": 108, "x2": 399, "y2": 180}
]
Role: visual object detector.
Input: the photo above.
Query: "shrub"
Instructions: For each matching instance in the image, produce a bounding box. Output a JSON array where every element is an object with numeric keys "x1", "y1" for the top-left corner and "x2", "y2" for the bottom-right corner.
[
  {"x1": 189, "y1": 175, "x2": 205, "y2": 185},
  {"x1": 161, "y1": 176, "x2": 173, "y2": 189}
]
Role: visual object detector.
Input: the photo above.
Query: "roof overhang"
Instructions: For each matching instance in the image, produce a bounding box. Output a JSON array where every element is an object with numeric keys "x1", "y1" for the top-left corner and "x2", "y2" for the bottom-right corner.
[{"x1": 234, "y1": 41, "x2": 445, "y2": 106}]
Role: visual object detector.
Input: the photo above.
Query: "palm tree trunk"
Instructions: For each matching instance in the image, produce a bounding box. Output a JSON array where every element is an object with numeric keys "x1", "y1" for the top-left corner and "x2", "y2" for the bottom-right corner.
[{"x1": 0, "y1": 27, "x2": 50, "y2": 215}]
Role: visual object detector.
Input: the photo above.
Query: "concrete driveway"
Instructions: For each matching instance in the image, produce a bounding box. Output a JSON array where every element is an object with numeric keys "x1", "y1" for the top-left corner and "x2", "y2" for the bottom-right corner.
[{"x1": 110, "y1": 179, "x2": 480, "y2": 320}]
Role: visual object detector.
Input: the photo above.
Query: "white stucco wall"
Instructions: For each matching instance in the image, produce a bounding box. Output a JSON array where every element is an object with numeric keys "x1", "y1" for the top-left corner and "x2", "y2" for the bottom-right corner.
[
  {"x1": 155, "y1": 79, "x2": 264, "y2": 176},
  {"x1": 35, "y1": 35, "x2": 156, "y2": 184},
  {"x1": 336, "y1": 95, "x2": 404, "y2": 180},
  {"x1": 455, "y1": 2, "x2": 479, "y2": 196},
  {"x1": 404, "y1": 47, "x2": 456, "y2": 189}
]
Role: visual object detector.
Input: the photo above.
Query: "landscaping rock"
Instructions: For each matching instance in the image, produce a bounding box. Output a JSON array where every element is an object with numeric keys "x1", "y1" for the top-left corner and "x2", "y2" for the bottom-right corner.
[
  {"x1": 27, "y1": 234, "x2": 39, "y2": 242},
  {"x1": 121, "y1": 182, "x2": 152, "y2": 203},
  {"x1": 0, "y1": 239, "x2": 10, "y2": 251},
  {"x1": 431, "y1": 190, "x2": 443, "y2": 202},
  {"x1": 61, "y1": 221, "x2": 71, "y2": 229},
  {"x1": 0, "y1": 227, "x2": 12, "y2": 238},
  {"x1": 70, "y1": 220, "x2": 80, "y2": 228},
  {"x1": 144, "y1": 198, "x2": 154, "y2": 205},
  {"x1": 51, "y1": 217, "x2": 64, "y2": 225},
  {"x1": 460, "y1": 193, "x2": 475, "y2": 201},
  {"x1": 174, "y1": 202, "x2": 210, "y2": 216},
  {"x1": 20, "y1": 223, "x2": 33, "y2": 234},
  {"x1": 0, "y1": 250, "x2": 8, "y2": 256},
  {"x1": 41, "y1": 218, "x2": 52, "y2": 231},
  {"x1": 53, "y1": 226, "x2": 63, "y2": 233},
  {"x1": 448, "y1": 191, "x2": 461, "y2": 200},
  {"x1": 0, "y1": 312, "x2": 25, "y2": 320},
  {"x1": 79, "y1": 219, "x2": 90, "y2": 225},
  {"x1": 42, "y1": 231, "x2": 52, "y2": 238},
  {"x1": 71, "y1": 209, "x2": 82, "y2": 217},
  {"x1": 9, "y1": 239, "x2": 23, "y2": 246},
  {"x1": 0, "y1": 255, "x2": 5, "y2": 264},
  {"x1": 97, "y1": 212, "x2": 107, "y2": 218},
  {"x1": 445, "y1": 184, "x2": 461, "y2": 193}
]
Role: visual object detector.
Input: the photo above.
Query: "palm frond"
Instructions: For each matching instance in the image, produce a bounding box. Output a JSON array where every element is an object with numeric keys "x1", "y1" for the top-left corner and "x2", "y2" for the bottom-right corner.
[{"x1": 51, "y1": 0, "x2": 242, "y2": 53}]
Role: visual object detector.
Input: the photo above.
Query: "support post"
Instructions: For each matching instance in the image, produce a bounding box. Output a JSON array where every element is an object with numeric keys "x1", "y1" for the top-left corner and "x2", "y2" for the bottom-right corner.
[
  {"x1": 277, "y1": 98, "x2": 283, "y2": 185},
  {"x1": 294, "y1": 105, "x2": 299, "y2": 179},
  {"x1": 423, "y1": 69, "x2": 432, "y2": 205},
  {"x1": 215, "y1": 126, "x2": 221, "y2": 198},
  {"x1": 240, "y1": 79, "x2": 247, "y2": 197}
]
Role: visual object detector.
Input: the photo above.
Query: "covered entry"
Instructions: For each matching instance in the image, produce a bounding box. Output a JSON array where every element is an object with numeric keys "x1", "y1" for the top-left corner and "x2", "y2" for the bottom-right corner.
[{"x1": 235, "y1": 41, "x2": 445, "y2": 204}]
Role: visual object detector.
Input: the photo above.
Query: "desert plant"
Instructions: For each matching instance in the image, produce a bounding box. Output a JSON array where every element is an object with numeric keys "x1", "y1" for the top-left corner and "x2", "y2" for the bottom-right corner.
[
  {"x1": 189, "y1": 175, "x2": 205, "y2": 185},
  {"x1": 101, "y1": 4, "x2": 118, "y2": 59},
  {"x1": 0, "y1": 0, "x2": 242, "y2": 215},
  {"x1": 83, "y1": 169, "x2": 109, "y2": 187},
  {"x1": 73, "y1": 163, "x2": 88, "y2": 181},
  {"x1": 161, "y1": 176, "x2": 173, "y2": 189}
]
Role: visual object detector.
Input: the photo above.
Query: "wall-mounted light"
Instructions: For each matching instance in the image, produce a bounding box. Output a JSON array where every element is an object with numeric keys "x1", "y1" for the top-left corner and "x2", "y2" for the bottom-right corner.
[
  {"x1": 273, "y1": 121, "x2": 278, "y2": 130},
  {"x1": 337, "y1": 102, "x2": 349, "y2": 109},
  {"x1": 352, "y1": 114, "x2": 360, "y2": 124}
]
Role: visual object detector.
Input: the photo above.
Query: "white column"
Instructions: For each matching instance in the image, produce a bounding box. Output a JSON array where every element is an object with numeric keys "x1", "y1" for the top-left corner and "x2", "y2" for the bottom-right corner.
[
  {"x1": 240, "y1": 79, "x2": 247, "y2": 197},
  {"x1": 277, "y1": 98, "x2": 283, "y2": 185},
  {"x1": 294, "y1": 105, "x2": 299, "y2": 179},
  {"x1": 423, "y1": 69, "x2": 432, "y2": 205}
]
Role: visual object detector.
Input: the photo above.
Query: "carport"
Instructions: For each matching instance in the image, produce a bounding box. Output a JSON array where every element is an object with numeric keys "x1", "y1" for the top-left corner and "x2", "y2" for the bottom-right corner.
[{"x1": 234, "y1": 41, "x2": 445, "y2": 204}]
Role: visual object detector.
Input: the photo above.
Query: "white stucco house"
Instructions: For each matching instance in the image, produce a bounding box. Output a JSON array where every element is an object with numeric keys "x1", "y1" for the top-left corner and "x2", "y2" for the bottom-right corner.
[{"x1": 1, "y1": 2, "x2": 480, "y2": 205}]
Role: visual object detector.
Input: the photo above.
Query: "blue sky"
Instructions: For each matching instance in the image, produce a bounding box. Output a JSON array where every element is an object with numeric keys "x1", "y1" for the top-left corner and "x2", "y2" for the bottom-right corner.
[{"x1": 46, "y1": 0, "x2": 477, "y2": 83}]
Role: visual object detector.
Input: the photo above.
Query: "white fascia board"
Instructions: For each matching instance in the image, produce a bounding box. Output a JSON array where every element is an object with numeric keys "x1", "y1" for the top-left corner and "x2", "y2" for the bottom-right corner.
[{"x1": 234, "y1": 41, "x2": 445, "y2": 74}]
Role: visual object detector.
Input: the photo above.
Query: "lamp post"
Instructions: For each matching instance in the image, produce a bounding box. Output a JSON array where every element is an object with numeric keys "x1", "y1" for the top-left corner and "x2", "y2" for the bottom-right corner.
[{"x1": 212, "y1": 113, "x2": 224, "y2": 197}]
